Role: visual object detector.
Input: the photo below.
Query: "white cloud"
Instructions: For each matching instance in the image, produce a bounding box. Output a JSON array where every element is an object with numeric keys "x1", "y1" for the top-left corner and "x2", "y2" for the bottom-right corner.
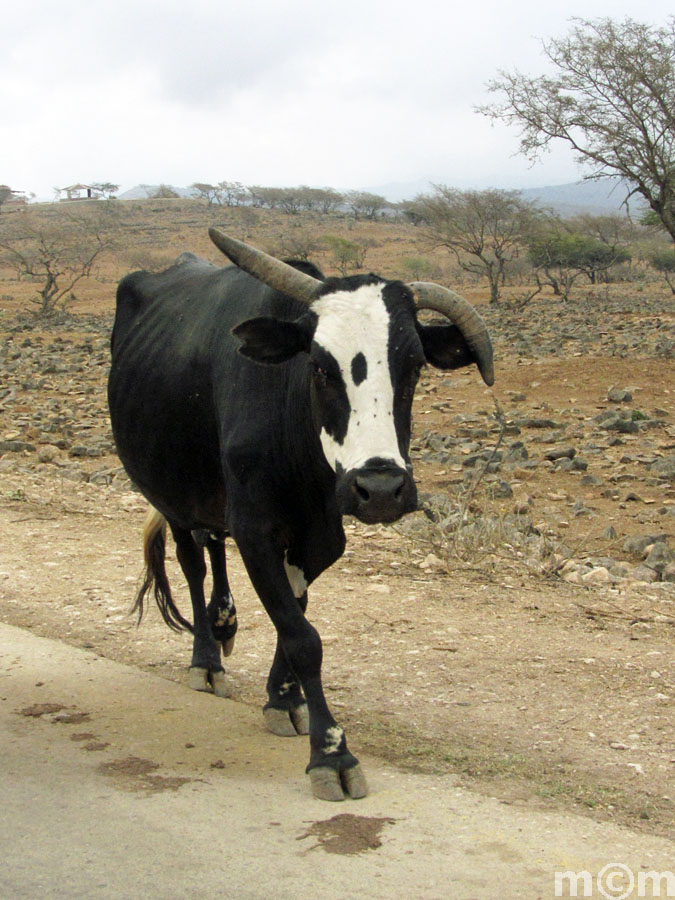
[{"x1": 2, "y1": 0, "x2": 673, "y2": 198}]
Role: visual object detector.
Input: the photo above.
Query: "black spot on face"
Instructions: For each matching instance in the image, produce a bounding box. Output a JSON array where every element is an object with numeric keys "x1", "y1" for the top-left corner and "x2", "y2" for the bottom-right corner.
[{"x1": 351, "y1": 352, "x2": 367, "y2": 386}]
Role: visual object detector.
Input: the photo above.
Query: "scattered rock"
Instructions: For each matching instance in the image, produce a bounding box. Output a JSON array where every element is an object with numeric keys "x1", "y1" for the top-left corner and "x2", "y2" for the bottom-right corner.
[
  {"x1": 623, "y1": 535, "x2": 667, "y2": 557},
  {"x1": 607, "y1": 386, "x2": 633, "y2": 403},
  {"x1": 0, "y1": 440, "x2": 36, "y2": 454},
  {"x1": 582, "y1": 567, "x2": 612, "y2": 584},
  {"x1": 37, "y1": 444, "x2": 64, "y2": 464},
  {"x1": 545, "y1": 447, "x2": 576, "y2": 461},
  {"x1": 632, "y1": 565, "x2": 660, "y2": 584},
  {"x1": 643, "y1": 543, "x2": 675, "y2": 575},
  {"x1": 650, "y1": 456, "x2": 675, "y2": 481},
  {"x1": 598, "y1": 414, "x2": 640, "y2": 434},
  {"x1": 491, "y1": 481, "x2": 513, "y2": 499},
  {"x1": 420, "y1": 553, "x2": 446, "y2": 571}
]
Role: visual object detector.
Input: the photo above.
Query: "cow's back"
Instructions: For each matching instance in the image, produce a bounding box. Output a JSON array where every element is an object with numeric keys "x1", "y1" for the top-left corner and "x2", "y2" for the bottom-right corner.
[{"x1": 108, "y1": 256, "x2": 247, "y2": 529}]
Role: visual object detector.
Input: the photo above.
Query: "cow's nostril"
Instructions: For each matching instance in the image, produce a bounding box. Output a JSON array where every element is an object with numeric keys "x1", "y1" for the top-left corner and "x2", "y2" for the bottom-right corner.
[{"x1": 355, "y1": 481, "x2": 370, "y2": 502}]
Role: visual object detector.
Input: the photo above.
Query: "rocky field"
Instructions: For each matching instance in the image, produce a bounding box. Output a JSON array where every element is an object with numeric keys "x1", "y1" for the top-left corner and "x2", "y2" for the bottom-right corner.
[{"x1": 0, "y1": 271, "x2": 674, "y2": 838}]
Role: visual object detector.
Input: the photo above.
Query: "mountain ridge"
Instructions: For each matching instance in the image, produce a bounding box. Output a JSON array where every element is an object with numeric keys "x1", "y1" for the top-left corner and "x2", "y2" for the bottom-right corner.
[{"x1": 118, "y1": 177, "x2": 647, "y2": 218}]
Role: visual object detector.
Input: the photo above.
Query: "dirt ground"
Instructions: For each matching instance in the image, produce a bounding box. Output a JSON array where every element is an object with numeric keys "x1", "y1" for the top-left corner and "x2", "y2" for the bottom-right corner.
[{"x1": 0, "y1": 215, "x2": 673, "y2": 839}]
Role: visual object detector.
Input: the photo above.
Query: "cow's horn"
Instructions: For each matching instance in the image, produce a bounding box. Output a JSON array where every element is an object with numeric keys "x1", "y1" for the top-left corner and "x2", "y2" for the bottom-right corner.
[
  {"x1": 209, "y1": 228, "x2": 322, "y2": 305},
  {"x1": 410, "y1": 282, "x2": 495, "y2": 386}
]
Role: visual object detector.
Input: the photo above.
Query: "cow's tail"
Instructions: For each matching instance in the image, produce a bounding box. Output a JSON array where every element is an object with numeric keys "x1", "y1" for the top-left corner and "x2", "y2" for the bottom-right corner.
[{"x1": 132, "y1": 507, "x2": 194, "y2": 633}]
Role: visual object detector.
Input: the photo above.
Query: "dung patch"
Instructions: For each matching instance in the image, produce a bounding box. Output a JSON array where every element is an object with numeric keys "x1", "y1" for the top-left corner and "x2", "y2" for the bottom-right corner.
[
  {"x1": 15, "y1": 703, "x2": 91, "y2": 724},
  {"x1": 98, "y1": 756, "x2": 191, "y2": 794},
  {"x1": 16, "y1": 702, "x2": 67, "y2": 718},
  {"x1": 297, "y1": 813, "x2": 396, "y2": 855}
]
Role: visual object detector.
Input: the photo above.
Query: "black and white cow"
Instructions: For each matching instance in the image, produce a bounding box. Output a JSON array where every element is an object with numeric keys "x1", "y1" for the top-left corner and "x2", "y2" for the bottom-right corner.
[{"x1": 107, "y1": 229, "x2": 494, "y2": 800}]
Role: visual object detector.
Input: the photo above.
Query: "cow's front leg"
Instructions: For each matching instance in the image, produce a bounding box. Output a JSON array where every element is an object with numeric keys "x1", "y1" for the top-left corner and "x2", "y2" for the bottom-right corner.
[
  {"x1": 236, "y1": 536, "x2": 367, "y2": 801},
  {"x1": 264, "y1": 561, "x2": 309, "y2": 736}
]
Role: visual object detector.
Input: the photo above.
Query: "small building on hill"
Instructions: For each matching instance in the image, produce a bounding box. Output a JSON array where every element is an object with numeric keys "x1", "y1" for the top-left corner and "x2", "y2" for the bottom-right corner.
[{"x1": 58, "y1": 184, "x2": 100, "y2": 201}]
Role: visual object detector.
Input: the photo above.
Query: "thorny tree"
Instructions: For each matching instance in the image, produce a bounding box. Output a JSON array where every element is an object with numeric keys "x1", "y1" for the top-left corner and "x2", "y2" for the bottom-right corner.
[
  {"x1": 416, "y1": 187, "x2": 539, "y2": 304},
  {"x1": 0, "y1": 210, "x2": 110, "y2": 316},
  {"x1": 479, "y1": 18, "x2": 675, "y2": 241}
]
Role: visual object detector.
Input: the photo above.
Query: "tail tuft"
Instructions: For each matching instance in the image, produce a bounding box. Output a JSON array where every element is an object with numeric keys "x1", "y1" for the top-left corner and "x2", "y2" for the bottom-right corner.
[{"x1": 132, "y1": 508, "x2": 193, "y2": 633}]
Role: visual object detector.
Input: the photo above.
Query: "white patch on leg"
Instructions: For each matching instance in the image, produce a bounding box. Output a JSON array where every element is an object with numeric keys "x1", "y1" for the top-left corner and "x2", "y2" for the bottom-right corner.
[
  {"x1": 215, "y1": 593, "x2": 235, "y2": 627},
  {"x1": 284, "y1": 553, "x2": 308, "y2": 599},
  {"x1": 324, "y1": 725, "x2": 344, "y2": 754},
  {"x1": 312, "y1": 284, "x2": 405, "y2": 472}
]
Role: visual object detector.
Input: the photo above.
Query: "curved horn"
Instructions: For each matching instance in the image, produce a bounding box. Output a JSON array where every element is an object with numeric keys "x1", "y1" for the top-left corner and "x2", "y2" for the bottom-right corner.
[
  {"x1": 410, "y1": 282, "x2": 495, "y2": 386},
  {"x1": 209, "y1": 228, "x2": 322, "y2": 305}
]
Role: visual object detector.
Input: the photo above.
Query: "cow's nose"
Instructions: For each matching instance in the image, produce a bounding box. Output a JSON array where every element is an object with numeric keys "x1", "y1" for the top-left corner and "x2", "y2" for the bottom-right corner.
[
  {"x1": 343, "y1": 461, "x2": 417, "y2": 524},
  {"x1": 353, "y1": 469, "x2": 405, "y2": 505}
]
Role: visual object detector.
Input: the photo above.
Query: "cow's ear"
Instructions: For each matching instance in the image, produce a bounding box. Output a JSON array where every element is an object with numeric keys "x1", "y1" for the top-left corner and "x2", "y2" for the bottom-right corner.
[
  {"x1": 232, "y1": 313, "x2": 316, "y2": 364},
  {"x1": 417, "y1": 322, "x2": 476, "y2": 371}
]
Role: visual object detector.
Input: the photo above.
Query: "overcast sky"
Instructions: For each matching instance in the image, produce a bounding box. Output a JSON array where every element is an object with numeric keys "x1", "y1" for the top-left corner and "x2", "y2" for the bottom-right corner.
[{"x1": 3, "y1": 0, "x2": 673, "y2": 201}]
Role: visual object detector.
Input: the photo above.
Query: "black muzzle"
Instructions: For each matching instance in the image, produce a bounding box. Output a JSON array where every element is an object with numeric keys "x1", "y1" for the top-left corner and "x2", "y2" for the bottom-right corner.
[{"x1": 337, "y1": 458, "x2": 417, "y2": 524}]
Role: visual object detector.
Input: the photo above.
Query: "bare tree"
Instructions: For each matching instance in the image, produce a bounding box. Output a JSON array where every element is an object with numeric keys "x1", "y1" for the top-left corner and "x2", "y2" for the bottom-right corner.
[
  {"x1": 397, "y1": 199, "x2": 429, "y2": 226},
  {"x1": 91, "y1": 182, "x2": 119, "y2": 199},
  {"x1": 346, "y1": 191, "x2": 388, "y2": 220},
  {"x1": 305, "y1": 187, "x2": 344, "y2": 214},
  {"x1": 416, "y1": 186, "x2": 539, "y2": 304},
  {"x1": 191, "y1": 183, "x2": 221, "y2": 206},
  {"x1": 0, "y1": 210, "x2": 110, "y2": 316},
  {"x1": 247, "y1": 186, "x2": 284, "y2": 209},
  {"x1": 217, "y1": 181, "x2": 248, "y2": 206},
  {"x1": 276, "y1": 188, "x2": 305, "y2": 215},
  {"x1": 479, "y1": 18, "x2": 675, "y2": 240}
]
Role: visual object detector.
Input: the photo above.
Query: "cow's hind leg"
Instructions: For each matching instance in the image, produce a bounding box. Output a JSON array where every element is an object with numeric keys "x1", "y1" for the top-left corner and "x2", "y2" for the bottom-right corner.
[
  {"x1": 170, "y1": 524, "x2": 227, "y2": 697},
  {"x1": 263, "y1": 593, "x2": 309, "y2": 737},
  {"x1": 202, "y1": 532, "x2": 238, "y2": 658}
]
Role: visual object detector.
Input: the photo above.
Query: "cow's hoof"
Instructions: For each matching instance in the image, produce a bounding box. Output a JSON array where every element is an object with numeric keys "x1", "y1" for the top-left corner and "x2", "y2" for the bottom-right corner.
[
  {"x1": 290, "y1": 703, "x2": 310, "y2": 735},
  {"x1": 189, "y1": 667, "x2": 228, "y2": 697},
  {"x1": 263, "y1": 703, "x2": 309, "y2": 737},
  {"x1": 221, "y1": 635, "x2": 236, "y2": 657},
  {"x1": 309, "y1": 763, "x2": 369, "y2": 801},
  {"x1": 210, "y1": 669, "x2": 228, "y2": 697}
]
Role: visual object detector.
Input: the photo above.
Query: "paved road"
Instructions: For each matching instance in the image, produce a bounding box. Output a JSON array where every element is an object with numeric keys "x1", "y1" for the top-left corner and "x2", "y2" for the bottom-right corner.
[{"x1": 0, "y1": 623, "x2": 672, "y2": 899}]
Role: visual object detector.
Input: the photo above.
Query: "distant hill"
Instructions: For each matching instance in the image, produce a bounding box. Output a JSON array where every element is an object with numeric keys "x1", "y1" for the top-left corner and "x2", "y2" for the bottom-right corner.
[
  {"x1": 370, "y1": 175, "x2": 647, "y2": 217},
  {"x1": 519, "y1": 178, "x2": 647, "y2": 217},
  {"x1": 117, "y1": 177, "x2": 647, "y2": 218}
]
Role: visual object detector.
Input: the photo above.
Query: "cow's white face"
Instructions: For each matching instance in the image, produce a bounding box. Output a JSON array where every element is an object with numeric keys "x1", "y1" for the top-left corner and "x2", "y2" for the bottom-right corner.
[
  {"x1": 233, "y1": 277, "x2": 423, "y2": 522},
  {"x1": 311, "y1": 283, "x2": 408, "y2": 474},
  {"x1": 232, "y1": 272, "x2": 485, "y2": 524},
  {"x1": 304, "y1": 279, "x2": 423, "y2": 523}
]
